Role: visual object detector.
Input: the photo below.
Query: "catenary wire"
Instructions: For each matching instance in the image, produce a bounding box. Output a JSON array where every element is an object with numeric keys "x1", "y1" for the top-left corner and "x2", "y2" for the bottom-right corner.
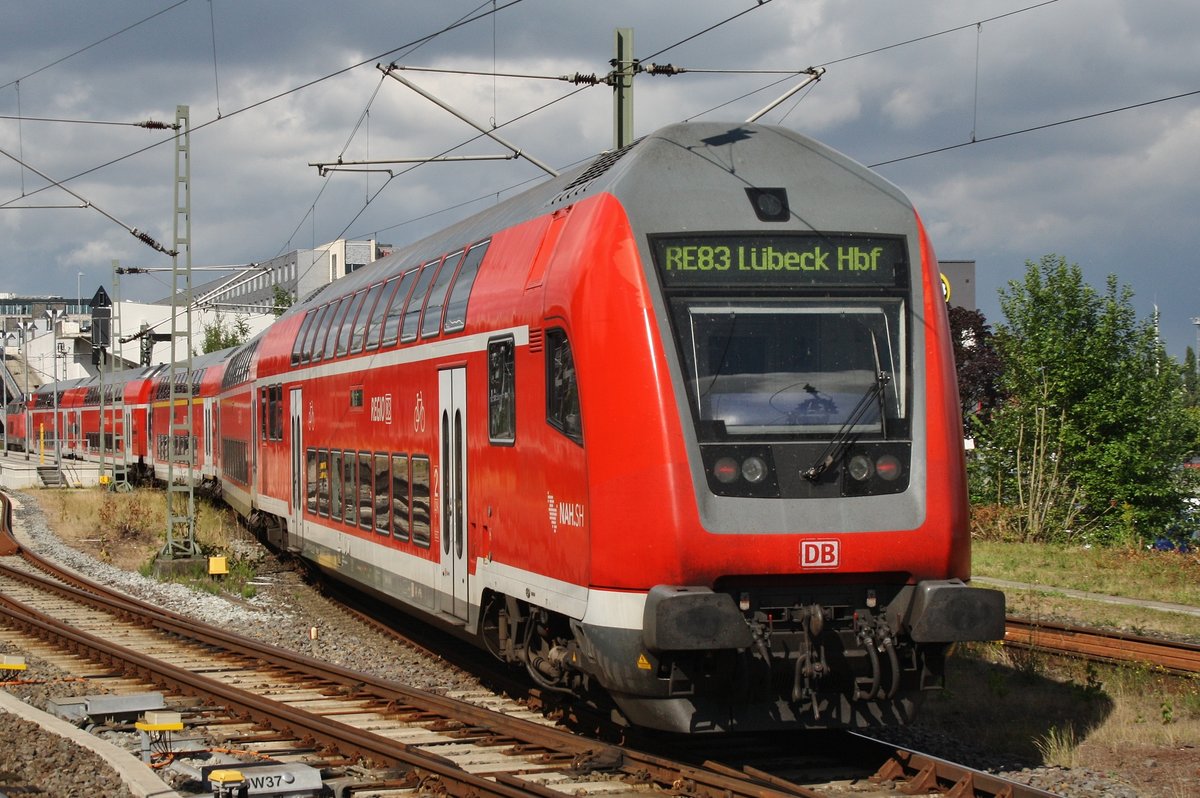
[
  {"x1": 869, "y1": 87, "x2": 1200, "y2": 168},
  {"x1": 0, "y1": 0, "x2": 191, "y2": 92},
  {"x1": 324, "y1": 1, "x2": 781, "y2": 255},
  {"x1": 0, "y1": 0, "x2": 527, "y2": 212}
]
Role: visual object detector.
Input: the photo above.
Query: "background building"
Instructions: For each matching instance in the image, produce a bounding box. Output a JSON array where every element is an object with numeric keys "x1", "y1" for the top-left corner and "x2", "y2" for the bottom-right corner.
[
  {"x1": 0, "y1": 238, "x2": 382, "y2": 406},
  {"x1": 939, "y1": 260, "x2": 977, "y2": 312}
]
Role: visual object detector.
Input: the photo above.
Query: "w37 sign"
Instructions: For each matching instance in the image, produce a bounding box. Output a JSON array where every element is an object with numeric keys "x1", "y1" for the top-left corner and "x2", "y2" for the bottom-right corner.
[{"x1": 800, "y1": 540, "x2": 840, "y2": 569}]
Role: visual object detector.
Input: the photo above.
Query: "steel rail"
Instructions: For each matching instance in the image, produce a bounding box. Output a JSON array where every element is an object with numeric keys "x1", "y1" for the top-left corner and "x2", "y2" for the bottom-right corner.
[
  {"x1": 0, "y1": 550, "x2": 813, "y2": 798},
  {"x1": 0, "y1": 587, "x2": 547, "y2": 797},
  {"x1": 1005, "y1": 617, "x2": 1200, "y2": 675}
]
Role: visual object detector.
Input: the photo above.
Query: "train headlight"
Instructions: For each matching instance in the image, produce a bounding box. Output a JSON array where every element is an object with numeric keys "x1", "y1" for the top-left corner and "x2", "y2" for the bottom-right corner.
[
  {"x1": 876, "y1": 454, "x2": 902, "y2": 481},
  {"x1": 713, "y1": 457, "x2": 740, "y2": 484},
  {"x1": 741, "y1": 456, "x2": 768, "y2": 484},
  {"x1": 847, "y1": 454, "x2": 874, "y2": 481}
]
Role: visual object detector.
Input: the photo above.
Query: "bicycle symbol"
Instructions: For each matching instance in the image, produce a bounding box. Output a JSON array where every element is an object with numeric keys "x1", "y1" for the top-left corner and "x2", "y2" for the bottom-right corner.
[{"x1": 413, "y1": 392, "x2": 426, "y2": 433}]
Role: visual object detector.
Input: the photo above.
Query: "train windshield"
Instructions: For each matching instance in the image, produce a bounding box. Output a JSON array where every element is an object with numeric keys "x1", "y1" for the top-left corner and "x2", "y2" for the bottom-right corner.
[{"x1": 672, "y1": 300, "x2": 906, "y2": 439}]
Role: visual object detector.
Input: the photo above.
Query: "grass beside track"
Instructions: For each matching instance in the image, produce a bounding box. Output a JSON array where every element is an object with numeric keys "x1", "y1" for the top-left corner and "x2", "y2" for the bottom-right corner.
[
  {"x1": 973, "y1": 539, "x2": 1200, "y2": 640},
  {"x1": 921, "y1": 539, "x2": 1200, "y2": 794}
]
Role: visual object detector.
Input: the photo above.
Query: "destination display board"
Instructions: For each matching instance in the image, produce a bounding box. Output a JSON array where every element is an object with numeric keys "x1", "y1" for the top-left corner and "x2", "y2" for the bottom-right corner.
[{"x1": 652, "y1": 233, "x2": 907, "y2": 289}]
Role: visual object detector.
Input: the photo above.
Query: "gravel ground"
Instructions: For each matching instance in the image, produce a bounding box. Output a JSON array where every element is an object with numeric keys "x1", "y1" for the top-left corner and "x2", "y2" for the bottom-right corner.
[{"x1": 0, "y1": 490, "x2": 1153, "y2": 797}]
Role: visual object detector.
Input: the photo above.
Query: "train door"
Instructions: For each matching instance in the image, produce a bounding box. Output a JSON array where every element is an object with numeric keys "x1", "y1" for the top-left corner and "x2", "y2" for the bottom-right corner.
[
  {"x1": 437, "y1": 367, "x2": 468, "y2": 621},
  {"x1": 289, "y1": 387, "x2": 304, "y2": 548}
]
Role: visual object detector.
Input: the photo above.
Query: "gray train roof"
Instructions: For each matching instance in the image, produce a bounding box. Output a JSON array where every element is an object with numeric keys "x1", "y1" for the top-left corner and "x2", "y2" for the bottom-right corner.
[{"x1": 282, "y1": 122, "x2": 916, "y2": 316}]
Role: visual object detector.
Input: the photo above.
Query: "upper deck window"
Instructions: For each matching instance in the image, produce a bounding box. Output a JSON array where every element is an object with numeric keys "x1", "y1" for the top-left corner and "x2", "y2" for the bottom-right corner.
[
  {"x1": 382, "y1": 267, "x2": 421, "y2": 347},
  {"x1": 351, "y1": 281, "x2": 387, "y2": 354},
  {"x1": 402, "y1": 260, "x2": 442, "y2": 343},
  {"x1": 335, "y1": 290, "x2": 369, "y2": 357},
  {"x1": 444, "y1": 241, "x2": 489, "y2": 334},
  {"x1": 322, "y1": 297, "x2": 354, "y2": 360},
  {"x1": 420, "y1": 250, "x2": 464, "y2": 339},
  {"x1": 292, "y1": 309, "x2": 316, "y2": 365}
]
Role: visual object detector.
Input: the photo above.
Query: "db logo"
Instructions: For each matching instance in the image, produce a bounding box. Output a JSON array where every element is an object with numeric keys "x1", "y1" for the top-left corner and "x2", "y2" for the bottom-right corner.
[{"x1": 800, "y1": 540, "x2": 840, "y2": 569}]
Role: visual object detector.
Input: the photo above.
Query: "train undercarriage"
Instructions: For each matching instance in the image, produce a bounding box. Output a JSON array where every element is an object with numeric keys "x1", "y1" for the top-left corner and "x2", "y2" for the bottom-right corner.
[{"x1": 479, "y1": 580, "x2": 1005, "y2": 733}]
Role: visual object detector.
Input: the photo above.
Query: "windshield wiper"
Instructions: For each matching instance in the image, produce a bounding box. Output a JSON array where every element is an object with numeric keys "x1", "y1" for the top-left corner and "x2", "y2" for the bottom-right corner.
[
  {"x1": 801, "y1": 370, "x2": 890, "y2": 481},
  {"x1": 803, "y1": 331, "x2": 891, "y2": 482}
]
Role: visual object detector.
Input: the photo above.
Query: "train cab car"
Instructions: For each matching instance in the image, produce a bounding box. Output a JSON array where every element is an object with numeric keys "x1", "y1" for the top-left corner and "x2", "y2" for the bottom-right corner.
[{"x1": 250, "y1": 122, "x2": 1004, "y2": 734}]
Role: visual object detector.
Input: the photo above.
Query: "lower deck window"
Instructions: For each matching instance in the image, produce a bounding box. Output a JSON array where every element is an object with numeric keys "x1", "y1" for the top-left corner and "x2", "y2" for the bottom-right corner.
[{"x1": 301, "y1": 447, "x2": 430, "y2": 550}]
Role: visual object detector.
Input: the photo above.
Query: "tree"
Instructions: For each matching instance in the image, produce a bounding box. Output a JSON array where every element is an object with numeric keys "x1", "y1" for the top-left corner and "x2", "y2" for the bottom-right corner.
[
  {"x1": 971, "y1": 255, "x2": 1198, "y2": 545},
  {"x1": 200, "y1": 312, "x2": 251, "y2": 354},
  {"x1": 948, "y1": 306, "x2": 1004, "y2": 430},
  {"x1": 271, "y1": 284, "x2": 294, "y2": 318}
]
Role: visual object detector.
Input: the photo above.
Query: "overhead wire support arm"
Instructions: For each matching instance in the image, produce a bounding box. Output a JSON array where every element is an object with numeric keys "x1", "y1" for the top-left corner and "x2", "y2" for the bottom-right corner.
[
  {"x1": 310, "y1": 154, "x2": 518, "y2": 177},
  {"x1": 744, "y1": 67, "x2": 825, "y2": 123},
  {"x1": 377, "y1": 63, "x2": 559, "y2": 177}
]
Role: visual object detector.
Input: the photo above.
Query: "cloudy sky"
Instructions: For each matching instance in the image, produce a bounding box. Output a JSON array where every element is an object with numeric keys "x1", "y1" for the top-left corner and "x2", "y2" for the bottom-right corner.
[{"x1": 2, "y1": 1, "x2": 1199, "y2": 356}]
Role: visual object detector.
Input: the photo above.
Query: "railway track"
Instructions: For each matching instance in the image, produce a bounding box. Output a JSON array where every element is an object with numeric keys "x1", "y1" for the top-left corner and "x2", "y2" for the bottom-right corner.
[
  {"x1": 1005, "y1": 617, "x2": 1200, "y2": 674},
  {"x1": 0, "y1": 492, "x2": 1057, "y2": 797}
]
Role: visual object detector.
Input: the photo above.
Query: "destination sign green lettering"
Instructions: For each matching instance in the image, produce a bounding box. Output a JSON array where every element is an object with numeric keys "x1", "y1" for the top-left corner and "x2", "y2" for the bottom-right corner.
[{"x1": 652, "y1": 234, "x2": 906, "y2": 288}]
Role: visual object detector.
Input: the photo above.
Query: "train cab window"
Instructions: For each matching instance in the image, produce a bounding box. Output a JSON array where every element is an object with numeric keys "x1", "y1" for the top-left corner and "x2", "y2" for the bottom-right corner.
[
  {"x1": 323, "y1": 298, "x2": 355, "y2": 360},
  {"x1": 420, "y1": 250, "x2": 464, "y2": 339},
  {"x1": 305, "y1": 448, "x2": 318, "y2": 514},
  {"x1": 342, "y1": 451, "x2": 357, "y2": 526},
  {"x1": 546, "y1": 329, "x2": 582, "y2": 444},
  {"x1": 365, "y1": 276, "x2": 401, "y2": 350},
  {"x1": 401, "y1": 260, "x2": 441, "y2": 343},
  {"x1": 391, "y1": 453, "x2": 410, "y2": 541},
  {"x1": 330, "y1": 450, "x2": 344, "y2": 521},
  {"x1": 292, "y1": 310, "x2": 317, "y2": 365},
  {"x1": 411, "y1": 455, "x2": 432, "y2": 547},
  {"x1": 317, "y1": 449, "x2": 330, "y2": 516},
  {"x1": 444, "y1": 241, "x2": 489, "y2": 334},
  {"x1": 351, "y1": 282, "x2": 386, "y2": 354},
  {"x1": 670, "y1": 300, "x2": 906, "y2": 440},
  {"x1": 336, "y1": 290, "x2": 368, "y2": 357},
  {"x1": 372, "y1": 453, "x2": 390, "y2": 535},
  {"x1": 382, "y1": 266, "x2": 422, "y2": 347},
  {"x1": 488, "y1": 336, "x2": 515, "y2": 444}
]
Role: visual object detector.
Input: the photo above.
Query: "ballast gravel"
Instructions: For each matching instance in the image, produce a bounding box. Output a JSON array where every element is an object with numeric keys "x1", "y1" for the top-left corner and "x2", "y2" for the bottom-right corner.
[{"x1": 0, "y1": 490, "x2": 1148, "y2": 797}]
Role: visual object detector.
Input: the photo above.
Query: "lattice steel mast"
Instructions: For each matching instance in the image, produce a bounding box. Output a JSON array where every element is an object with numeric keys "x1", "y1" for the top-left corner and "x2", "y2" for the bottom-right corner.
[{"x1": 161, "y1": 105, "x2": 200, "y2": 559}]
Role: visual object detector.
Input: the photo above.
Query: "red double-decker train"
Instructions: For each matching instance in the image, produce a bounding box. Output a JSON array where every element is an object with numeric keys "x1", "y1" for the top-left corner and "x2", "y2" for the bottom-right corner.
[{"x1": 8, "y1": 122, "x2": 1003, "y2": 732}]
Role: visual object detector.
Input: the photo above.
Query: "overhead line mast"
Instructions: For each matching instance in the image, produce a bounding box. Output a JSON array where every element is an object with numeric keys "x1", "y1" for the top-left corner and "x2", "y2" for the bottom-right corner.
[
  {"x1": 161, "y1": 104, "x2": 201, "y2": 563},
  {"x1": 613, "y1": 28, "x2": 634, "y2": 149}
]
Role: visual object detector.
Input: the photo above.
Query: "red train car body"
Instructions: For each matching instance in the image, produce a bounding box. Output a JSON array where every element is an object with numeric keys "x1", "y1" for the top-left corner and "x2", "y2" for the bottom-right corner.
[{"x1": 11, "y1": 123, "x2": 1005, "y2": 733}]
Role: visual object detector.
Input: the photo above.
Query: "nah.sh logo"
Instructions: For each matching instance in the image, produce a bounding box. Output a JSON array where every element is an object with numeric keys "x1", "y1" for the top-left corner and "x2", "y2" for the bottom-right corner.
[
  {"x1": 547, "y1": 492, "x2": 585, "y2": 534},
  {"x1": 800, "y1": 540, "x2": 840, "y2": 568}
]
